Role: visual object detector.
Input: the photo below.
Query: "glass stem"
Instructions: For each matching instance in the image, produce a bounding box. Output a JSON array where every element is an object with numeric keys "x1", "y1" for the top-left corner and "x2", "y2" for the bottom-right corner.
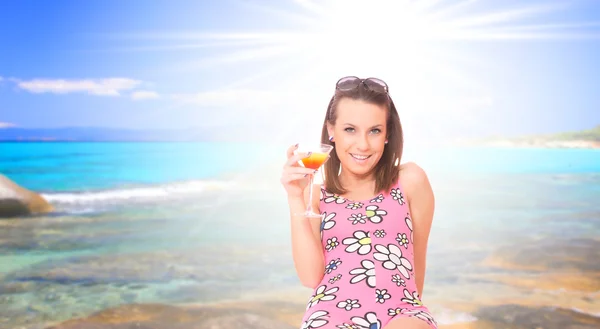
[{"x1": 306, "y1": 173, "x2": 315, "y2": 214}]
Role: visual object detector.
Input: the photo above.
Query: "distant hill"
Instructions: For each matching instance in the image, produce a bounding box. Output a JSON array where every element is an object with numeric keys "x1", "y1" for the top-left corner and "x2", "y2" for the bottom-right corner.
[
  {"x1": 528, "y1": 124, "x2": 600, "y2": 142},
  {"x1": 474, "y1": 124, "x2": 600, "y2": 149}
]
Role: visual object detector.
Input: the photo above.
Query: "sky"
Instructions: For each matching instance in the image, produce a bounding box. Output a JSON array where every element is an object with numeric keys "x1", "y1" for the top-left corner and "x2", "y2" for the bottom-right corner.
[{"x1": 1, "y1": 0, "x2": 599, "y2": 143}]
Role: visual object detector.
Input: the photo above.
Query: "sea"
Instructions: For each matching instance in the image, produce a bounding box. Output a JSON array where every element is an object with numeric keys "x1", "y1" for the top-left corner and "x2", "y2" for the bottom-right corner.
[{"x1": 0, "y1": 141, "x2": 599, "y2": 329}]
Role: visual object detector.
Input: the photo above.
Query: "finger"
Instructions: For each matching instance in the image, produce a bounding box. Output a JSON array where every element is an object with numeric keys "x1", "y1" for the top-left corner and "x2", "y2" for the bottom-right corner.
[
  {"x1": 285, "y1": 166, "x2": 318, "y2": 175},
  {"x1": 281, "y1": 173, "x2": 312, "y2": 184},
  {"x1": 284, "y1": 151, "x2": 312, "y2": 168},
  {"x1": 286, "y1": 143, "x2": 299, "y2": 159}
]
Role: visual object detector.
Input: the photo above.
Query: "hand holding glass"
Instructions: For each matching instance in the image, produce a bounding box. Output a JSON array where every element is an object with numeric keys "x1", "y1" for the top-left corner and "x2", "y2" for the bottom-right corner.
[{"x1": 295, "y1": 143, "x2": 334, "y2": 218}]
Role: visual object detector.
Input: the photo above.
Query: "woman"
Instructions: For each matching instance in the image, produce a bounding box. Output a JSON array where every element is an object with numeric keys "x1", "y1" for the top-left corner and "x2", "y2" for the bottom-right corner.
[{"x1": 280, "y1": 76, "x2": 437, "y2": 329}]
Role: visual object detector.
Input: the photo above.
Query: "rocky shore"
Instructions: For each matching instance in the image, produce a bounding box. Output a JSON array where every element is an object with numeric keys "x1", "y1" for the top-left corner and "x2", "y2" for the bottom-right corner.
[
  {"x1": 0, "y1": 234, "x2": 596, "y2": 329},
  {"x1": 42, "y1": 298, "x2": 600, "y2": 329}
]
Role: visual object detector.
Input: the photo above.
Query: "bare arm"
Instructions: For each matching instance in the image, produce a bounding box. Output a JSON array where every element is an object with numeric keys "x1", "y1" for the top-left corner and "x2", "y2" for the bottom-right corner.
[
  {"x1": 280, "y1": 144, "x2": 326, "y2": 289},
  {"x1": 288, "y1": 184, "x2": 325, "y2": 289},
  {"x1": 402, "y1": 162, "x2": 435, "y2": 298}
]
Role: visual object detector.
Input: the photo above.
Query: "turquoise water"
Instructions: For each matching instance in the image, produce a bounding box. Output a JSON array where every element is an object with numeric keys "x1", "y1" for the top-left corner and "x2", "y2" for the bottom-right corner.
[
  {"x1": 0, "y1": 142, "x2": 599, "y2": 328},
  {"x1": 1, "y1": 143, "x2": 598, "y2": 194},
  {"x1": 0, "y1": 142, "x2": 281, "y2": 192}
]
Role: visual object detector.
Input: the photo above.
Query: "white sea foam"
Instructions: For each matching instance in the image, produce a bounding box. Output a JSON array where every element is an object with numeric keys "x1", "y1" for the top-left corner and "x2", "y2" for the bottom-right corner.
[
  {"x1": 41, "y1": 179, "x2": 239, "y2": 208},
  {"x1": 569, "y1": 307, "x2": 600, "y2": 318},
  {"x1": 432, "y1": 308, "x2": 478, "y2": 325}
]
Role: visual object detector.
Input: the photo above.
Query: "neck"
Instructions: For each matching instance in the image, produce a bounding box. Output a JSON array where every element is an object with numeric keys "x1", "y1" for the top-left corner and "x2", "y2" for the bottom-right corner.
[{"x1": 339, "y1": 170, "x2": 375, "y2": 192}]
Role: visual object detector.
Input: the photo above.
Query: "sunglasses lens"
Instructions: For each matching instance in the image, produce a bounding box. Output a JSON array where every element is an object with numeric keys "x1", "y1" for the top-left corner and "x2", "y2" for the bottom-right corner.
[
  {"x1": 364, "y1": 78, "x2": 388, "y2": 92},
  {"x1": 336, "y1": 76, "x2": 361, "y2": 91}
]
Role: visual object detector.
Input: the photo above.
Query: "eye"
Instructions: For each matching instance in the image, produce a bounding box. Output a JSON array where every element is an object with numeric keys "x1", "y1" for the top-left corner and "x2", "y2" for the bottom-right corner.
[
  {"x1": 344, "y1": 127, "x2": 355, "y2": 133},
  {"x1": 371, "y1": 128, "x2": 382, "y2": 134}
]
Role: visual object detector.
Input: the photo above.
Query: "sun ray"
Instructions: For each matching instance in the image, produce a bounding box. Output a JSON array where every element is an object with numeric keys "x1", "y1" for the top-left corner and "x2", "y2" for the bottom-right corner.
[
  {"x1": 445, "y1": 3, "x2": 569, "y2": 29},
  {"x1": 483, "y1": 21, "x2": 600, "y2": 32},
  {"x1": 427, "y1": 0, "x2": 480, "y2": 20},
  {"x1": 291, "y1": 0, "x2": 330, "y2": 16},
  {"x1": 112, "y1": 0, "x2": 600, "y2": 142},
  {"x1": 232, "y1": 0, "x2": 322, "y2": 27}
]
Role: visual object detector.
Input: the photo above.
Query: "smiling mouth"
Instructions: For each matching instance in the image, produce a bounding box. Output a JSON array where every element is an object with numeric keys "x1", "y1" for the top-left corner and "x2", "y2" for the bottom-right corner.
[{"x1": 350, "y1": 153, "x2": 372, "y2": 160}]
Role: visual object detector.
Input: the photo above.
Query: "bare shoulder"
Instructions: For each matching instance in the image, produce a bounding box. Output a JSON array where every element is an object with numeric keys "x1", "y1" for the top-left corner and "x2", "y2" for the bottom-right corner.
[
  {"x1": 399, "y1": 161, "x2": 435, "y2": 225},
  {"x1": 399, "y1": 162, "x2": 431, "y2": 193}
]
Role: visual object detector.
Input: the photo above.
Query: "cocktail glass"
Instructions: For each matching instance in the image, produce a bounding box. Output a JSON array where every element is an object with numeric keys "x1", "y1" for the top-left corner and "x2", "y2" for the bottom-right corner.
[{"x1": 295, "y1": 143, "x2": 334, "y2": 218}]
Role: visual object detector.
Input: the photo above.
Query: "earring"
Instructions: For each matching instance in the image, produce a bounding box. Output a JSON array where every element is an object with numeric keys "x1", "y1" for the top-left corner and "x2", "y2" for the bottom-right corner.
[
  {"x1": 329, "y1": 136, "x2": 334, "y2": 142},
  {"x1": 384, "y1": 139, "x2": 388, "y2": 144}
]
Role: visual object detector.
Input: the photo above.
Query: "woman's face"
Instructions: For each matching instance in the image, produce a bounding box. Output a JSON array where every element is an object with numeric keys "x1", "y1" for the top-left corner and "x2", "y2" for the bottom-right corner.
[{"x1": 328, "y1": 97, "x2": 388, "y2": 178}]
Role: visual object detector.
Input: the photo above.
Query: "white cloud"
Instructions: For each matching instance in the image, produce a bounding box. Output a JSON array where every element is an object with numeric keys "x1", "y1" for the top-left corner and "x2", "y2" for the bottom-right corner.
[
  {"x1": 17, "y1": 78, "x2": 141, "y2": 96},
  {"x1": 0, "y1": 122, "x2": 17, "y2": 128},
  {"x1": 171, "y1": 88, "x2": 283, "y2": 109},
  {"x1": 131, "y1": 90, "x2": 160, "y2": 100}
]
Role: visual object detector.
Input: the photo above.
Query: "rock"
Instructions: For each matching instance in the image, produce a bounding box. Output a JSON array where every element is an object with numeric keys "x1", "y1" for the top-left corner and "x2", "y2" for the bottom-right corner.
[
  {"x1": 483, "y1": 238, "x2": 600, "y2": 272},
  {"x1": 0, "y1": 174, "x2": 54, "y2": 218},
  {"x1": 474, "y1": 304, "x2": 600, "y2": 329},
  {"x1": 46, "y1": 303, "x2": 298, "y2": 329},
  {"x1": 481, "y1": 238, "x2": 600, "y2": 293}
]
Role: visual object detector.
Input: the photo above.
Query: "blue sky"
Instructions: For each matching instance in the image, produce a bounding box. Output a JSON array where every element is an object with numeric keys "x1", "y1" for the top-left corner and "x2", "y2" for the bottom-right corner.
[{"x1": 1, "y1": 0, "x2": 599, "y2": 142}]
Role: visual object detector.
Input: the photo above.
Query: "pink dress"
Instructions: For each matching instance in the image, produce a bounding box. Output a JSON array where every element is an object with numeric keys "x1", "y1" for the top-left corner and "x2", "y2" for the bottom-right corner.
[{"x1": 299, "y1": 180, "x2": 438, "y2": 329}]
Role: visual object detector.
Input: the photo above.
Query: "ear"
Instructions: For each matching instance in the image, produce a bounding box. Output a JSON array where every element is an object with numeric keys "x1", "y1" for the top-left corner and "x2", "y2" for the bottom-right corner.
[{"x1": 326, "y1": 122, "x2": 334, "y2": 139}]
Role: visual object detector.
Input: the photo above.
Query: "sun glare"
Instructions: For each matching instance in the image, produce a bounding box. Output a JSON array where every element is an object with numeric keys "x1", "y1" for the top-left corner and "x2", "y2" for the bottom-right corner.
[{"x1": 145, "y1": 0, "x2": 598, "y2": 146}]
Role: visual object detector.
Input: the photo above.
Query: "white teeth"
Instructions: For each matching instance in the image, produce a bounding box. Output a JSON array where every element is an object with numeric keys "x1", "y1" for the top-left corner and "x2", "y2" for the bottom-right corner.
[{"x1": 351, "y1": 154, "x2": 370, "y2": 160}]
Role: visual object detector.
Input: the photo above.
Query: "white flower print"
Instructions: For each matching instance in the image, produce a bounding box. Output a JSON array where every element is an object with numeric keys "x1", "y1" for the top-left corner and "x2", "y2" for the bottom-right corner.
[
  {"x1": 401, "y1": 289, "x2": 423, "y2": 307},
  {"x1": 342, "y1": 230, "x2": 372, "y2": 255},
  {"x1": 373, "y1": 244, "x2": 413, "y2": 279},
  {"x1": 399, "y1": 309, "x2": 438, "y2": 328},
  {"x1": 346, "y1": 202, "x2": 363, "y2": 210},
  {"x1": 375, "y1": 289, "x2": 391, "y2": 304},
  {"x1": 336, "y1": 299, "x2": 361, "y2": 311},
  {"x1": 321, "y1": 212, "x2": 337, "y2": 232},
  {"x1": 349, "y1": 260, "x2": 376, "y2": 288},
  {"x1": 301, "y1": 310, "x2": 330, "y2": 329},
  {"x1": 391, "y1": 274, "x2": 406, "y2": 287},
  {"x1": 350, "y1": 312, "x2": 381, "y2": 329},
  {"x1": 369, "y1": 194, "x2": 384, "y2": 203},
  {"x1": 348, "y1": 213, "x2": 367, "y2": 225},
  {"x1": 306, "y1": 284, "x2": 339, "y2": 309},
  {"x1": 405, "y1": 214, "x2": 413, "y2": 243},
  {"x1": 336, "y1": 324, "x2": 359, "y2": 329},
  {"x1": 396, "y1": 233, "x2": 409, "y2": 249},
  {"x1": 325, "y1": 258, "x2": 342, "y2": 274},
  {"x1": 390, "y1": 188, "x2": 405, "y2": 205},
  {"x1": 320, "y1": 212, "x2": 337, "y2": 240},
  {"x1": 387, "y1": 307, "x2": 438, "y2": 327},
  {"x1": 329, "y1": 274, "x2": 342, "y2": 284},
  {"x1": 364, "y1": 205, "x2": 387, "y2": 223},
  {"x1": 325, "y1": 237, "x2": 339, "y2": 252},
  {"x1": 388, "y1": 307, "x2": 402, "y2": 316},
  {"x1": 373, "y1": 229, "x2": 386, "y2": 238},
  {"x1": 323, "y1": 191, "x2": 346, "y2": 204}
]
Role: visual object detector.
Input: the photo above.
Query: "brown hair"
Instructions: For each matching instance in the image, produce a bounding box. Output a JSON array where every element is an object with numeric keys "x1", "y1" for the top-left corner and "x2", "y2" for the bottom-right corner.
[{"x1": 320, "y1": 82, "x2": 404, "y2": 196}]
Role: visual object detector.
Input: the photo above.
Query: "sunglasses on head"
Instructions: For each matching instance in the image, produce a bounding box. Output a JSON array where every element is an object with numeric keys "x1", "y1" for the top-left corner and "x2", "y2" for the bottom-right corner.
[{"x1": 335, "y1": 76, "x2": 389, "y2": 94}]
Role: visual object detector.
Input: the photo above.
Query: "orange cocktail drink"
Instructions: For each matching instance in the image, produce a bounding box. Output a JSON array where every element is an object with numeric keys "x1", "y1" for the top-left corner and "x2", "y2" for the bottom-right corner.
[{"x1": 302, "y1": 152, "x2": 329, "y2": 170}]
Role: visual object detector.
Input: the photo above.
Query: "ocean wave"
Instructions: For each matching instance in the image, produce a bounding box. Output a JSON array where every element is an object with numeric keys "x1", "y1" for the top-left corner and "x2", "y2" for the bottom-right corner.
[
  {"x1": 40, "y1": 180, "x2": 239, "y2": 212},
  {"x1": 570, "y1": 307, "x2": 600, "y2": 318},
  {"x1": 433, "y1": 308, "x2": 478, "y2": 325}
]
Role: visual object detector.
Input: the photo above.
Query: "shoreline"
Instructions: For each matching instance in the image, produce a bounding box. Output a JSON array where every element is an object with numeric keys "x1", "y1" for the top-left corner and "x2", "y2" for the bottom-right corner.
[{"x1": 456, "y1": 139, "x2": 600, "y2": 149}]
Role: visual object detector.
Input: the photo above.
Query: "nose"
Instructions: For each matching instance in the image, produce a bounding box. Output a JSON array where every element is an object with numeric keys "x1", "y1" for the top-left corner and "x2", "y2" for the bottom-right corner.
[{"x1": 356, "y1": 134, "x2": 370, "y2": 151}]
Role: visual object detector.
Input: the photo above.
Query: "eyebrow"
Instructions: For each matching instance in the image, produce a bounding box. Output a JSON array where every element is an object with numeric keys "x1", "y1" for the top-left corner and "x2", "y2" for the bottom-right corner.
[{"x1": 343, "y1": 123, "x2": 383, "y2": 129}]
